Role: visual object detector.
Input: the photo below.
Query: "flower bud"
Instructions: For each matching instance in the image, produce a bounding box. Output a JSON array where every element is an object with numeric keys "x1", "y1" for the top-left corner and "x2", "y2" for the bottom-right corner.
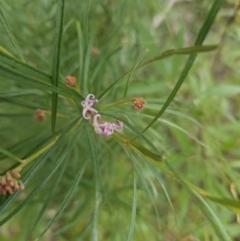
[
  {"x1": 91, "y1": 47, "x2": 100, "y2": 56},
  {"x1": 35, "y1": 109, "x2": 46, "y2": 122},
  {"x1": 0, "y1": 170, "x2": 24, "y2": 195},
  {"x1": 132, "y1": 96, "x2": 146, "y2": 110},
  {"x1": 65, "y1": 75, "x2": 77, "y2": 87}
]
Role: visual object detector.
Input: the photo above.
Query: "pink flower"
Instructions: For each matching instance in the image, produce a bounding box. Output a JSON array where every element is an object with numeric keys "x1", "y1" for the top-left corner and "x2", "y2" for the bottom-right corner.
[
  {"x1": 81, "y1": 94, "x2": 98, "y2": 107},
  {"x1": 81, "y1": 94, "x2": 124, "y2": 136},
  {"x1": 65, "y1": 75, "x2": 76, "y2": 87},
  {"x1": 93, "y1": 114, "x2": 123, "y2": 136},
  {"x1": 113, "y1": 120, "x2": 123, "y2": 132},
  {"x1": 81, "y1": 94, "x2": 98, "y2": 119},
  {"x1": 93, "y1": 114, "x2": 112, "y2": 136},
  {"x1": 102, "y1": 123, "x2": 114, "y2": 136}
]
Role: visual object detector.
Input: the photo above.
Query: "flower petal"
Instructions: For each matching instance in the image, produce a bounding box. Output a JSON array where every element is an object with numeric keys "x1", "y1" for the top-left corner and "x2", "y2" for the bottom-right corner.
[
  {"x1": 82, "y1": 107, "x2": 91, "y2": 119},
  {"x1": 103, "y1": 123, "x2": 114, "y2": 136}
]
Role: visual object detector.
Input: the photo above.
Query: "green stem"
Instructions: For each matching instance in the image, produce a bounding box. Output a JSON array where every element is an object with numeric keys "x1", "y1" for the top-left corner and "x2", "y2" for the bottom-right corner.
[
  {"x1": 99, "y1": 98, "x2": 132, "y2": 111},
  {"x1": 14, "y1": 137, "x2": 59, "y2": 172},
  {"x1": 0, "y1": 146, "x2": 22, "y2": 163}
]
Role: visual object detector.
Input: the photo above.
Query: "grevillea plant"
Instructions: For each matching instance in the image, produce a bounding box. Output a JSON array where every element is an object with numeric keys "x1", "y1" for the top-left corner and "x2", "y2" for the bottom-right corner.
[{"x1": 0, "y1": 0, "x2": 237, "y2": 241}]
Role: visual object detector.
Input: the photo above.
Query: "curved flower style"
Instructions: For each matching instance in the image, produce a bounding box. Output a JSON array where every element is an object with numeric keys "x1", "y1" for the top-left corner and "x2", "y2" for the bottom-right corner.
[
  {"x1": 82, "y1": 94, "x2": 124, "y2": 136},
  {"x1": 93, "y1": 114, "x2": 123, "y2": 136},
  {"x1": 81, "y1": 94, "x2": 98, "y2": 107},
  {"x1": 81, "y1": 94, "x2": 99, "y2": 119}
]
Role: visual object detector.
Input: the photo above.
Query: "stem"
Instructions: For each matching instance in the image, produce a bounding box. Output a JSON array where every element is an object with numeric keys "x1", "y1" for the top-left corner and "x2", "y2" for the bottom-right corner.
[
  {"x1": 99, "y1": 98, "x2": 132, "y2": 111},
  {"x1": 13, "y1": 136, "x2": 60, "y2": 172}
]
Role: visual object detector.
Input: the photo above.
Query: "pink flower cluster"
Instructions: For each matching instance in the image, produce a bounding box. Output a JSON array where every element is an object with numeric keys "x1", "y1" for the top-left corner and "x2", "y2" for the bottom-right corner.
[{"x1": 81, "y1": 94, "x2": 123, "y2": 136}]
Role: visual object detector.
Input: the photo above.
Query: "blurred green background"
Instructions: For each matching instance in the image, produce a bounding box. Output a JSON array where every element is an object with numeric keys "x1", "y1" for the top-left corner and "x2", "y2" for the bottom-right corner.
[{"x1": 0, "y1": 0, "x2": 240, "y2": 240}]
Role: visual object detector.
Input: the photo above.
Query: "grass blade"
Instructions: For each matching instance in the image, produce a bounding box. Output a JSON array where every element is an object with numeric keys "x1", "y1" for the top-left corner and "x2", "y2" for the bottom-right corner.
[
  {"x1": 0, "y1": 8, "x2": 24, "y2": 62},
  {"x1": 51, "y1": 0, "x2": 65, "y2": 134},
  {"x1": 85, "y1": 122, "x2": 100, "y2": 241},
  {"x1": 140, "y1": 0, "x2": 225, "y2": 134}
]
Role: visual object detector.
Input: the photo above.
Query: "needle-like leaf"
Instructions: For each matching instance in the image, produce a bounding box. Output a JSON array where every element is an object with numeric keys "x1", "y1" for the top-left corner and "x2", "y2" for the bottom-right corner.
[{"x1": 51, "y1": 0, "x2": 65, "y2": 134}]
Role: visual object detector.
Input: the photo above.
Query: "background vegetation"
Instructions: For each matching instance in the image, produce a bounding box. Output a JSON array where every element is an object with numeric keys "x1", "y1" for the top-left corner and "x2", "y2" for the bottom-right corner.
[{"x1": 0, "y1": 0, "x2": 240, "y2": 240}]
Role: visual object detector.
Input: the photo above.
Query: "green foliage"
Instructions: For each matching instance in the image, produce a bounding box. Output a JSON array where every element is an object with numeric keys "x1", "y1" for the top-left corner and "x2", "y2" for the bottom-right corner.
[{"x1": 0, "y1": 0, "x2": 240, "y2": 240}]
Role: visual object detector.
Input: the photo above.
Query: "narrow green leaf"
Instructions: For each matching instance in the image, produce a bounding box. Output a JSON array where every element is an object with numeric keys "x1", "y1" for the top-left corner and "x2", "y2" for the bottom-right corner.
[
  {"x1": 0, "y1": 64, "x2": 59, "y2": 94},
  {"x1": 0, "y1": 48, "x2": 51, "y2": 82},
  {"x1": 50, "y1": 201, "x2": 91, "y2": 237},
  {"x1": 127, "y1": 151, "x2": 137, "y2": 241},
  {"x1": 0, "y1": 132, "x2": 48, "y2": 161},
  {"x1": 165, "y1": 161, "x2": 232, "y2": 241},
  {"x1": 101, "y1": 112, "x2": 165, "y2": 162},
  {"x1": 0, "y1": 144, "x2": 70, "y2": 225},
  {"x1": 204, "y1": 85, "x2": 240, "y2": 96},
  {"x1": 0, "y1": 113, "x2": 32, "y2": 118},
  {"x1": 0, "y1": 63, "x2": 83, "y2": 101},
  {"x1": 123, "y1": 49, "x2": 148, "y2": 98},
  {"x1": 0, "y1": 46, "x2": 15, "y2": 57},
  {"x1": 38, "y1": 153, "x2": 88, "y2": 239},
  {"x1": 0, "y1": 90, "x2": 43, "y2": 98},
  {"x1": 0, "y1": 116, "x2": 80, "y2": 216},
  {"x1": 76, "y1": 21, "x2": 84, "y2": 87},
  {"x1": 82, "y1": 0, "x2": 91, "y2": 41},
  {"x1": 51, "y1": 0, "x2": 65, "y2": 134},
  {"x1": 0, "y1": 8, "x2": 24, "y2": 61},
  {"x1": 140, "y1": 113, "x2": 208, "y2": 148},
  {"x1": 205, "y1": 196, "x2": 240, "y2": 214},
  {"x1": 27, "y1": 129, "x2": 83, "y2": 237},
  {"x1": 98, "y1": 45, "x2": 217, "y2": 100},
  {"x1": 130, "y1": 141, "x2": 164, "y2": 162},
  {"x1": 132, "y1": 154, "x2": 161, "y2": 231},
  {"x1": 0, "y1": 97, "x2": 43, "y2": 110},
  {"x1": 140, "y1": 0, "x2": 225, "y2": 134},
  {"x1": 0, "y1": 146, "x2": 21, "y2": 162},
  {"x1": 193, "y1": 191, "x2": 232, "y2": 241},
  {"x1": 137, "y1": 45, "x2": 217, "y2": 69},
  {"x1": 136, "y1": 154, "x2": 177, "y2": 229},
  {"x1": 85, "y1": 122, "x2": 100, "y2": 241},
  {"x1": 104, "y1": 111, "x2": 231, "y2": 240},
  {"x1": 89, "y1": 46, "x2": 121, "y2": 86},
  {"x1": 84, "y1": 33, "x2": 95, "y2": 96}
]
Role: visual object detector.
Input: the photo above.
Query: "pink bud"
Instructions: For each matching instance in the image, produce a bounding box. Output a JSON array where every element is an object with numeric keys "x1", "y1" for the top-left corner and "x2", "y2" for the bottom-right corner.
[
  {"x1": 133, "y1": 96, "x2": 146, "y2": 110},
  {"x1": 35, "y1": 109, "x2": 46, "y2": 122},
  {"x1": 0, "y1": 189, "x2": 7, "y2": 195},
  {"x1": 0, "y1": 177, "x2": 6, "y2": 186},
  {"x1": 65, "y1": 75, "x2": 76, "y2": 87},
  {"x1": 5, "y1": 186, "x2": 13, "y2": 194}
]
